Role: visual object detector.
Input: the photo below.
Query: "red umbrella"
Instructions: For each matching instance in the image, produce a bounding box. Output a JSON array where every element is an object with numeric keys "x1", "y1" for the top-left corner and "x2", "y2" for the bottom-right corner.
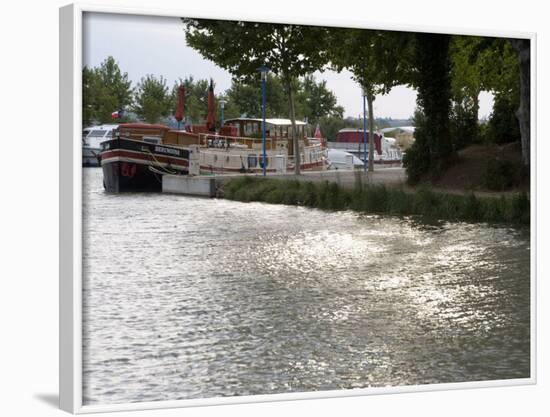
[
  {"x1": 314, "y1": 124, "x2": 322, "y2": 139},
  {"x1": 314, "y1": 123, "x2": 326, "y2": 148},
  {"x1": 175, "y1": 85, "x2": 185, "y2": 125},
  {"x1": 206, "y1": 79, "x2": 216, "y2": 132}
]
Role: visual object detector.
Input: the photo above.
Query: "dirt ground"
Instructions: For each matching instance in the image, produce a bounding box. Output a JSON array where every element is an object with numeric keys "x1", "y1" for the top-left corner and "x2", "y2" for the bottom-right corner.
[{"x1": 433, "y1": 142, "x2": 529, "y2": 194}]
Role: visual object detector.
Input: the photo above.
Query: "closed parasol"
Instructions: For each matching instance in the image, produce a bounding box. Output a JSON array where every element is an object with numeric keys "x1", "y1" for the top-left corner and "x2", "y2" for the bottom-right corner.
[
  {"x1": 175, "y1": 85, "x2": 185, "y2": 128},
  {"x1": 206, "y1": 79, "x2": 216, "y2": 132}
]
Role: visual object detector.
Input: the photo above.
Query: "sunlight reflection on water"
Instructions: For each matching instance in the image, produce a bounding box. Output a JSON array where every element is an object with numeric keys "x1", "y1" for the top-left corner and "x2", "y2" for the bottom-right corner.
[{"x1": 82, "y1": 168, "x2": 530, "y2": 405}]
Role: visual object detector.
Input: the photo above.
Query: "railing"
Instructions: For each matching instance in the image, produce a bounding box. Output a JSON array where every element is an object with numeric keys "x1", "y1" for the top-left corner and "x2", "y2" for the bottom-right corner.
[
  {"x1": 197, "y1": 132, "x2": 276, "y2": 149},
  {"x1": 286, "y1": 144, "x2": 327, "y2": 170},
  {"x1": 198, "y1": 149, "x2": 287, "y2": 173},
  {"x1": 194, "y1": 134, "x2": 327, "y2": 172}
]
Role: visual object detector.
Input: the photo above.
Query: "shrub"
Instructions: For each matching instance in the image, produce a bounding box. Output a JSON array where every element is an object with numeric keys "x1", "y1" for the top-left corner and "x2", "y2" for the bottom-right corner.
[
  {"x1": 386, "y1": 188, "x2": 411, "y2": 215},
  {"x1": 265, "y1": 188, "x2": 285, "y2": 204},
  {"x1": 485, "y1": 93, "x2": 521, "y2": 145},
  {"x1": 509, "y1": 192, "x2": 530, "y2": 225},
  {"x1": 481, "y1": 197, "x2": 505, "y2": 223},
  {"x1": 484, "y1": 159, "x2": 517, "y2": 191},
  {"x1": 413, "y1": 187, "x2": 439, "y2": 217},
  {"x1": 363, "y1": 186, "x2": 388, "y2": 213},
  {"x1": 462, "y1": 193, "x2": 481, "y2": 221},
  {"x1": 301, "y1": 181, "x2": 318, "y2": 207},
  {"x1": 222, "y1": 177, "x2": 529, "y2": 225},
  {"x1": 439, "y1": 194, "x2": 463, "y2": 221}
]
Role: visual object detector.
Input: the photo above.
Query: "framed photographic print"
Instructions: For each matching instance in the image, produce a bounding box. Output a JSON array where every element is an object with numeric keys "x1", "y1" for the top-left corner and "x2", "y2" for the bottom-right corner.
[{"x1": 59, "y1": 2, "x2": 536, "y2": 413}]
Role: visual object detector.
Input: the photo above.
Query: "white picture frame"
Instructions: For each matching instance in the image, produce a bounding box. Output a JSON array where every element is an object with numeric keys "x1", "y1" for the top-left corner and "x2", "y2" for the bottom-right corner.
[{"x1": 59, "y1": 3, "x2": 537, "y2": 413}]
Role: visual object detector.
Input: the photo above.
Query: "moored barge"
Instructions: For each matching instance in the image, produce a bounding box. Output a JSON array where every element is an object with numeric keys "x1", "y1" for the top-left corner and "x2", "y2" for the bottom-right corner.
[
  {"x1": 100, "y1": 124, "x2": 189, "y2": 192},
  {"x1": 99, "y1": 80, "x2": 328, "y2": 192},
  {"x1": 99, "y1": 119, "x2": 328, "y2": 192}
]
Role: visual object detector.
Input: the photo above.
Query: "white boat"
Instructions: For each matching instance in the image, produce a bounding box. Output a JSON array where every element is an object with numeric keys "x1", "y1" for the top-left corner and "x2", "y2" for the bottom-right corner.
[
  {"x1": 327, "y1": 149, "x2": 364, "y2": 170},
  {"x1": 82, "y1": 124, "x2": 118, "y2": 167},
  {"x1": 202, "y1": 118, "x2": 327, "y2": 174},
  {"x1": 328, "y1": 128, "x2": 403, "y2": 166}
]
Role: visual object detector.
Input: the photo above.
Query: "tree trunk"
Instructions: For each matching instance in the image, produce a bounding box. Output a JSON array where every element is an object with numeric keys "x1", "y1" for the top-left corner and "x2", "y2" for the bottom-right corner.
[
  {"x1": 510, "y1": 39, "x2": 530, "y2": 167},
  {"x1": 367, "y1": 93, "x2": 375, "y2": 173},
  {"x1": 285, "y1": 77, "x2": 300, "y2": 175},
  {"x1": 473, "y1": 91, "x2": 480, "y2": 144}
]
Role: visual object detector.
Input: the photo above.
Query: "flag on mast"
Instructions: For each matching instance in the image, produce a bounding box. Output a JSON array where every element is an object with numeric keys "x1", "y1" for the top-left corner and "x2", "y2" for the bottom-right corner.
[{"x1": 111, "y1": 110, "x2": 124, "y2": 119}]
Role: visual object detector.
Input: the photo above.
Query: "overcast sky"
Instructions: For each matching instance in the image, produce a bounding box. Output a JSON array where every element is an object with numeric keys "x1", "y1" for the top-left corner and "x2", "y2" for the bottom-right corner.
[{"x1": 83, "y1": 12, "x2": 494, "y2": 120}]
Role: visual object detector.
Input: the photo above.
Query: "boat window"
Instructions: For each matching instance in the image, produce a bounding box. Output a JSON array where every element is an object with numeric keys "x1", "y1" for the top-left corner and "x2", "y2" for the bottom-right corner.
[
  {"x1": 82, "y1": 129, "x2": 90, "y2": 138},
  {"x1": 247, "y1": 154, "x2": 258, "y2": 168},
  {"x1": 143, "y1": 136, "x2": 161, "y2": 144},
  {"x1": 89, "y1": 130, "x2": 107, "y2": 137},
  {"x1": 244, "y1": 122, "x2": 259, "y2": 136},
  {"x1": 232, "y1": 122, "x2": 241, "y2": 136}
]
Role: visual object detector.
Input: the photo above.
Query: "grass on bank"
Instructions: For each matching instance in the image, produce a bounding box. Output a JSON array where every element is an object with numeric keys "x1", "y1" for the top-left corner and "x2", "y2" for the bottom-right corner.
[{"x1": 222, "y1": 176, "x2": 530, "y2": 225}]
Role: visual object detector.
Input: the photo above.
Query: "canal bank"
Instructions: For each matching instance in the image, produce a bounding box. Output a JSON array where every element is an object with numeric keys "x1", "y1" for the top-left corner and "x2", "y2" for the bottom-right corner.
[
  {"x1": 162, "y1": 168, "x2": 406, "y2": 197},
  {"x1": 219, "y1": 175, "x2": 530, "y2": 225}
]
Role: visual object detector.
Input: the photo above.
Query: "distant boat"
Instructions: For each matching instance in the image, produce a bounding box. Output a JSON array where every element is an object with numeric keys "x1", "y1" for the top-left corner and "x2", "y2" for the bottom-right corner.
[
  {"x1": 327, "y1": 128, "x2": 403, "y2": 166},
  {"x1": 380, "y1": 126, "x2": 415, "y2": 151},
  {"x1": 82, "y1": 124, "x2": 118, "y2": 167},
  {"x1": 327, "y1": 149, "x2": 364, "y2": 170}
]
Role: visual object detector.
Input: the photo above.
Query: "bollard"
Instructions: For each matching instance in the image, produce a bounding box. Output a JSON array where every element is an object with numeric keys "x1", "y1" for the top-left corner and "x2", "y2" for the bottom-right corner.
[{"x1": 188, "y1": 145, "x2": 200, "y2": 176}]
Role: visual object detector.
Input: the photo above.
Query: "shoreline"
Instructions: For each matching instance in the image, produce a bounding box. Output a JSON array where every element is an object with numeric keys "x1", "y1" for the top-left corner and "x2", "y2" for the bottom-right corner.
[{"x1": 220, "y1": 175, "x2": 530, "y2": 226}]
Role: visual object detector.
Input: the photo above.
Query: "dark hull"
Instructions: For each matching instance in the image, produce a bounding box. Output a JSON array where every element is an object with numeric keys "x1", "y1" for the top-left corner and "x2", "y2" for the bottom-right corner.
[
  {"x1": 100, "y1": 138, "x2": 189, "y2": 192},
  {"x1": 102, "y1": 161, "x2": 166, "y2": 192}
]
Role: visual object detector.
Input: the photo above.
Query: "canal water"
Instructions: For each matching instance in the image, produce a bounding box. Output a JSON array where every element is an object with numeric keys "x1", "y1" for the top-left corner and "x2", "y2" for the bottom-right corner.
[{"x1": 82, "y1": 168, "x2": 530, "y2": 405}]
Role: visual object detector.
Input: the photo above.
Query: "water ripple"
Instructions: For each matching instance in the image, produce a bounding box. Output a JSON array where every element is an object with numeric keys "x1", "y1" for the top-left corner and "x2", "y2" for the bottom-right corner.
[{"x1": 82, "y1": 168, "x2": 530, "y2": 405}]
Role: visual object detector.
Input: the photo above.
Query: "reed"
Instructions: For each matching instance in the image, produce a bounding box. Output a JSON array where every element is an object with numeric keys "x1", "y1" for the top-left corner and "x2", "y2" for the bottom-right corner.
[{"x1": 223, "y1": 177, "x2": 530, "y2": 225}]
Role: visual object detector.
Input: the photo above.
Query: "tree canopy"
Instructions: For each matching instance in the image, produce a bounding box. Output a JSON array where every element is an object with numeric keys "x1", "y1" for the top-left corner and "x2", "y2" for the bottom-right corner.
[
  {"x1": 221, "y1": 74, "x2": 342, "y2": 125},
  {"x1": 82, "y1": 56, "x2": 133, "y2": 125},
  {"x1": 222, "y1": 74, "x2": 288, "y2": 120},
  {"x1": 83, "y1": 22, "x2": 530, "y2": 175},
  {"x1": 183, "y1": 18, "x2": 332, "y2": 173},
  {"x1": 404, "y1": 33, "x2": 454, "y2": 184},
  {"x1": 183, "y1": 19, "x2": 330, "y2": 83},
  {"x1": 328, "y1": 28, "x2": 413, "y2": 170},
  {"x1": 329, "y1": 29, "x2": 413, "y2": 97},
  {"x1": 133, "y1": 74, "x2": 172, "y2": 124}
]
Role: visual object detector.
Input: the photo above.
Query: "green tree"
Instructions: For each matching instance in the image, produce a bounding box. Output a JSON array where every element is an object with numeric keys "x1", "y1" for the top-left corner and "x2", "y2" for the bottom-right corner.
[
  {"x1": 183, "y1": 19, "x2": 331, "y2": 174},
  {"x1": 450, "y1": 96, "x2": 479, "y2": 150},
  {"x1": 510, "y1": 39, "x2": 530, "y2": 166},
  {"x1": 329, "y1": 28, "x2": 413, "y2": 171},
  {"x1": 82, "y1": 56, "x2": 133, "y2": 124},
  {"x1": 224, "y1": 80, "x2": 260, "y2": 119},
  {"x1": 485, "y1": 92, "x2": 521, "y2": 144},
  {"x1": 82, "y1": 66, "x2": 98, "y2": 125},
  {"x1": 450, "y1": 36, "x2": 525, "y2": 157},
  {"x1": 318, "y1": 116, "x2": 346, "y2": 142},
  {"x1": 404, "y1": 33, "x2": 454, "y2": 184},
  {"x1": 133, "y1": 75, "x2": 172, "y2": 124},
  {"x1": 222, "y1": 74, "x2": 343, "y2": 128},
  {"x1": 223, "y1": 74, "x2": 287, "y2": 119},
  {"x1": 298, "y1": 75, "x2": 344, "y2": 126},
  {"x1": 449, "y1": 36, "x2": 483, "y2": 149}
]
